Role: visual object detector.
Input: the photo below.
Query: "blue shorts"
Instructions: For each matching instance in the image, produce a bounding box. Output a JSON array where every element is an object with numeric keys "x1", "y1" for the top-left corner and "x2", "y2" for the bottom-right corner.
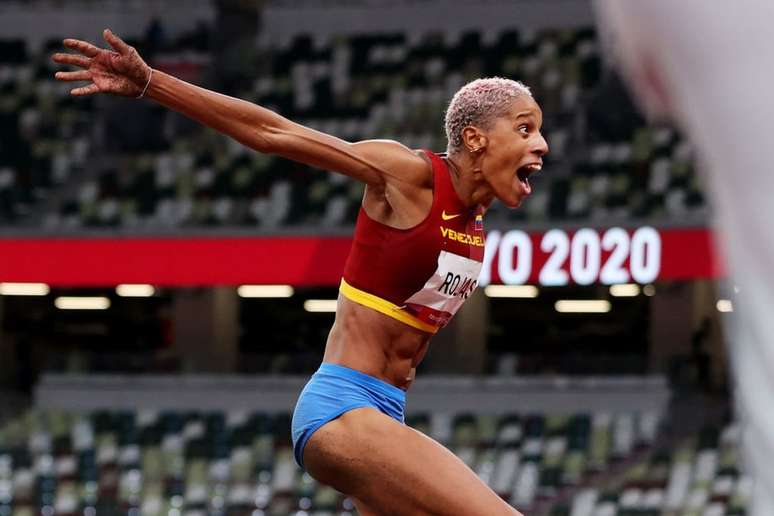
[{"x1": 291, "y1": 362, "x2": 406, "y2": 469}]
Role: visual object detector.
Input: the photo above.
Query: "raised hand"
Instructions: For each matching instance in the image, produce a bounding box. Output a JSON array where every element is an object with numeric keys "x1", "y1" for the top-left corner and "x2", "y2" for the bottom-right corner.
[{"x1": 51, "y1": 29, "x2": 152, "y2": 98}]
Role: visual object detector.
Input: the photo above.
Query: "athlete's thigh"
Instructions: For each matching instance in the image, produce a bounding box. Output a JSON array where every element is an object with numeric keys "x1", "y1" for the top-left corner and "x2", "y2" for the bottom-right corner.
[{"x1": 303, "y1": 407, "x2": 521, "y2": 516}]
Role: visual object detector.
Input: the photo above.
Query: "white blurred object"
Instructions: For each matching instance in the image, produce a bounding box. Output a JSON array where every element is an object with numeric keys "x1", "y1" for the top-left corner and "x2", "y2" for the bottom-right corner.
[{"x1": 595, "y1": 1, "x2": 774, "y2": 514}]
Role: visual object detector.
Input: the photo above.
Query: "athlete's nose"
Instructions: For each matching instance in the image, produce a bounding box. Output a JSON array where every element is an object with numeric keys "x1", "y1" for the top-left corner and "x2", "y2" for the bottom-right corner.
[{"x1": 533, "y1": 132, "x2": 549, "y2": 157}]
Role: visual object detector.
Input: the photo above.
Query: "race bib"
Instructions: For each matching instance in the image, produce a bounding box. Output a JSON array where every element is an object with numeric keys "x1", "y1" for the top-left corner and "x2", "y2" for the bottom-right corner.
[{"x1": 403, "y1": 251, "x2": 483, "y2": 327}]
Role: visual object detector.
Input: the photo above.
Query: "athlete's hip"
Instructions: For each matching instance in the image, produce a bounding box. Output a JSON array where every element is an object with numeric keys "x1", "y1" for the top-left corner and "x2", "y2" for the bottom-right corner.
[{"x1": 291, "y1": 362, "x2": 407, "y2": 468}]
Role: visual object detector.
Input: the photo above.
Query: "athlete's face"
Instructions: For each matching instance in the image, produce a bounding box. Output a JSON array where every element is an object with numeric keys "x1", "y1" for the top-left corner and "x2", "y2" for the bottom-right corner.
[{"x1": 479, "y1": 96, "x2": 548, "y2": 208}]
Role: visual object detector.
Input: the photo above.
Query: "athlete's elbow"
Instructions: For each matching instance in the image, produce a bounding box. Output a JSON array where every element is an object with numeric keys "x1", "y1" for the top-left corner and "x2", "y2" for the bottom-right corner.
[{"x1": 240, "y1": 121, "x2": 282, "y2": 154}]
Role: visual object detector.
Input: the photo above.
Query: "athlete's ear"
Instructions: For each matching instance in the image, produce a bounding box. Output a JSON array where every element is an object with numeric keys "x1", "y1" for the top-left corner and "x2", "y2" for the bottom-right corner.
[{"x1": 461, "y1": 126, "x2": 487, "y2": 154}]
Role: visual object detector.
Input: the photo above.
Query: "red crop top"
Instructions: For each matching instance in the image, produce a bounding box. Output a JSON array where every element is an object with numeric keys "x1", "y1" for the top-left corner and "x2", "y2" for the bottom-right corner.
[{"x1": 340, "y1": 150, "x2": 485, "y2": 333}]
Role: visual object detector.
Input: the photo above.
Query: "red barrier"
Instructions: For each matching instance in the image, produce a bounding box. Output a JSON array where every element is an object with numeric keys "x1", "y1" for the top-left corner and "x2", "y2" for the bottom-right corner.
[{"x1": 0, "y1": 227, "x2": 725, "y2": 287}]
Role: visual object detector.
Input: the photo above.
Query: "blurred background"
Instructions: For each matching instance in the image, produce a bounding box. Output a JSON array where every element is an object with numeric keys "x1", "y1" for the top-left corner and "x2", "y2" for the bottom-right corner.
[{"x1": 0, "y1": 0, "x2": 745, "y2": 515}]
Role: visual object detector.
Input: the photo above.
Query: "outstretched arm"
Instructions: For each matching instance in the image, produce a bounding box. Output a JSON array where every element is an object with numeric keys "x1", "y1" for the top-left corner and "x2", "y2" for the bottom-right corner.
[{"x1": 52, "y1": 29, "x2": 428, "y2": 188}]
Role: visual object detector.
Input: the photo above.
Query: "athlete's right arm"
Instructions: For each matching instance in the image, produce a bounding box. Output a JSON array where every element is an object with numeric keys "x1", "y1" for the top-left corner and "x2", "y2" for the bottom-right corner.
[
  {"x1": 147, "y1": 71, "x2": 424, "y2": 186},
  {"x1": 52, "y1": 29, "x2": 427, "y2": 187}
]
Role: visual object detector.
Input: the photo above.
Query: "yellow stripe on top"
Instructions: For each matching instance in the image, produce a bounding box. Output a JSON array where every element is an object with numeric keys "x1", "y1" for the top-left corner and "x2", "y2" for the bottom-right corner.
[{"x1": 339, "y1": 278, "x2": 439, "y2": 334}]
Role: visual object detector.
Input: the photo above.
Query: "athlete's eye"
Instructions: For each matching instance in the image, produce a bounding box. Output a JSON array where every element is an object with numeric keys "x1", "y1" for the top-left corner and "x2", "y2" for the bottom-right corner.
[{"x1": 518, "y1": 125, "x2": 529, "y2": 135}]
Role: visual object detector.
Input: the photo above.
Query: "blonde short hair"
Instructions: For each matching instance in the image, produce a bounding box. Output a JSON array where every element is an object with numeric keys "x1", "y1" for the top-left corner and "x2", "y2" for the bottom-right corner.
[{"x1": 444, "y1": 77, "x2": 532, "y2": 153}]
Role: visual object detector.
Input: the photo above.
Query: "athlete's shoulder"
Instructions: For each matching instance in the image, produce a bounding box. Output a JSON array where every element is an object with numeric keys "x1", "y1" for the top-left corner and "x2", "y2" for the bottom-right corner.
[{"x1": 351, "y1": 139, "x2": 432, "y2": 188}]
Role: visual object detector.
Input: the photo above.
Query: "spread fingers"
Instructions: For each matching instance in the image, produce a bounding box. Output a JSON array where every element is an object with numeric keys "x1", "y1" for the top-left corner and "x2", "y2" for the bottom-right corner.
[
  {"x1": 70, "y1": 83, "x2": 100, "y2": 96},
  {"x1": 55, "y1": 70, "x2": 92, "y2": 82},
  {"x1": 63, "y1": 38, "x2": 101, "y2": 58},
  {"x1": 52, "y1": 53, "x2": 91, "y2": 68}
]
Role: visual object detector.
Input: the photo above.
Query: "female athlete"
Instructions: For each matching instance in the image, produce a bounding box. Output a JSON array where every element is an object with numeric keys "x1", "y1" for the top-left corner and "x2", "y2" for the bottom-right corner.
[{"x1": 53, "y1": 29, "x2": 547, "y2": 515}]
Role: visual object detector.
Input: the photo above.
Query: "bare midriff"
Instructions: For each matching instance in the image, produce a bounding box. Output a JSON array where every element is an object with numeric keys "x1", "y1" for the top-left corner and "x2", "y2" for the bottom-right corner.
[{"x1": 322, "y1": 295, "x2": 432, "y2": 391}]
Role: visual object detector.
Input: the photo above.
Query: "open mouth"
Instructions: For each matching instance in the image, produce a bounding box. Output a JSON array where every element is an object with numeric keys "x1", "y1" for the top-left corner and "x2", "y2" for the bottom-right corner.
[{"x1": 516, "y1": 163, "x2": 542, "y2": 193}]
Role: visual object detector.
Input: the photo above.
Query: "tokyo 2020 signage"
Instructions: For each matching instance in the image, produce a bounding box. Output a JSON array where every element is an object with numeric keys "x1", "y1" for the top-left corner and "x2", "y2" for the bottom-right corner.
[{"x1": 480, "y1": 227, "x2": 663, "y2": 286}]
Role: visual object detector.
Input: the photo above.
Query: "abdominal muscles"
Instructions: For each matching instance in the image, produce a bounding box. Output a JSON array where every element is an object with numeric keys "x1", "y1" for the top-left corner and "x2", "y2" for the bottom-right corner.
[{"x1": 322, "y1": 295, "x2": 433, "y2": 389}]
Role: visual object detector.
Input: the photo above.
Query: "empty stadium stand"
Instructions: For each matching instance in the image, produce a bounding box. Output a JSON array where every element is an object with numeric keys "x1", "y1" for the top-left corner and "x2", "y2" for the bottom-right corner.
[
  {"x1": 0, "y1": 407, "x2": 671, "y2": 515},
  {"x1": 0, "y1": 23, "x2": 707, "y2": 230}
]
